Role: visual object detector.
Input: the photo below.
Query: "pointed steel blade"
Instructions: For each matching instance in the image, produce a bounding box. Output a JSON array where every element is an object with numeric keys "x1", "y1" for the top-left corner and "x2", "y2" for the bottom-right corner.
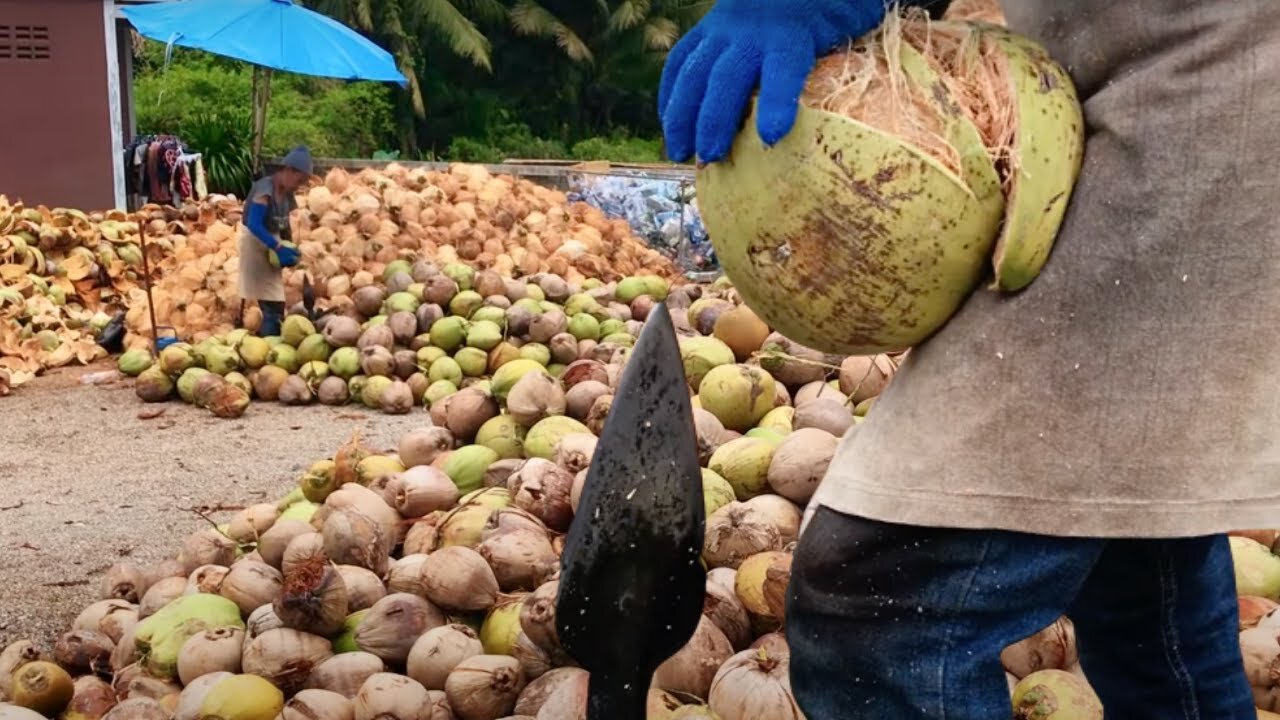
[{"x1": 556, "y1": 301, "x2": 706, "y2": 720}]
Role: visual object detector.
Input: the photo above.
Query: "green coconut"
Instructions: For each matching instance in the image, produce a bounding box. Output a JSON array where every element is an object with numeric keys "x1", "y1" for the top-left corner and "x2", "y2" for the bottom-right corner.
[
  {"x1": 198, "y1": 673, "x2": 284, "y2": 720},
  {"x1": 418, "y1": 345, "x2": 447, "y2": 366},
  {"x1": 383, "y1": 259, "x2": 413, "y2": 281},
  {"x1": 443, "y1": 445, "x2": 500, "y2": 494},
  {"x1": 1011, "y1": 669, "x2": 1103, "y2": 720},
  {"x1": 518, "y1": 343, "x2": 551, "y2": 367},
  {"x1": 332, "y1": 610, "x2": 368, "y2": 653},
  {"x1": 709, "y1": 437, "x2": 776, "y2": 500},
  {"x1": 328, "y1": 346, "x2": 361, "y2": 379},
  {"x1": 758, "y1": 406, "x2": 795, "y2": 434},
  {"x1": 159, "y1": 343, "x2": 196, "y2": 376},
  {"x1": 514, "y1": 298, "x2": 543, "y2": 315},
  {"x1": 135, "y1": 365, "x2": 174, "y2": 402},
  {"x1": 384, "y1": 291, "x2": 420, "y2": 315},
  {"x1": 476, "y1": 415, "x2": 527, "y2": 460},
  {"x1": 430, "y1": 316, "x2": 467, "y2": 352},
  {"x1": 702, "y1": 468, "x2": 737, "y2": 518},
  {"x1": 348, "y1": 375, "x2": 369, "y2": 403},
  {"x1": 252, "y1": 365, "x2": 290, "y2": 401},
  {"x1": 568, "y1": 313, "x2": 601, "y2": 341},
  {"x1": 425, "y1": 379, "x2": 458, "y2": 406},
  {"x1": 1230, "y1": 537, "x2": 1280, "y2": 601},
  {"x1": 491, "y1": 359, "x2": 548, "y2": 402},
  {"x1": 745, "y1": 427, "x2": 787, "y2": 445},
  {"x1": 614, "y1": 277, "x2": 650, "y2": 304},
  {"x1": 449, "y1": 290, "x2": 484, "y2": 318},
  {"x1": 455, "y1": 347, "x2": 489, "y2": 377},
  {"x1": 134, "y1": 593, "x2": 244, "y2": 679},
  {"x1": 362, "y1": 376, "x2": 394, "y2": 410},
  {"x1": 680, "y1": 337, "x2": 736, "y2": 392},
  {"x1": 204, "y1": 344, "x2": 242, "y2": 376},
  {"x1": 599, "y1": 319, "x2": 626, "y2": 338},
  {"x1": 443, "y1": 262, "x2": 475, "y2": 291},
  {"x1": 472, "y1": 306, "x2": 507, "y2": 328},
  {"x1": 297, "y1": 334, "x2": 332, "y2": 364},
  {"x1": 641, "y1": 276, "x2": 669, "y2": 301},
  {"x1": 281, "y1": 315, "x2": 315, "y2": 348},
  {"x1": 695, "y1": 26, "x2": 1008, "y2": 355},
  {"x1": 267, "y1": 345, "x2": 299, "y2": 374},
  {"x1": 279, "y1": 500, "x2": 319, "y2": 523},
  {"x1": 466, "y1": 320, "x2": 504, "y2": 351},
  {"x1": 525, "y1": 416, "x2": 591, "y2": 460},
  {"x1": 268, "y1": 241, "x2": 297, "y2": 270},
  {"x1": 177, "y1": 367, "x2": 213, "y2": 404},
  {"x1": 117, "y1": 348, "x2": 153, "y2": 377},
  {"x1": 300, "y1": 360, "x2": 330, "y2": 389},
  {"x1": 697, "y1": 364, "x2": 777, "y2": 432},
  {"x1": 429, "y1": 357, "x2": 464, "y2": 386},
  {"x1": 238, "y1": 336, "x2": 271, "y2": 369}
]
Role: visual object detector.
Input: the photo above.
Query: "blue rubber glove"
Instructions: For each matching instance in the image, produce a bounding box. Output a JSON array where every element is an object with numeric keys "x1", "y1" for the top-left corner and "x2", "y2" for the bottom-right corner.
[
  {"x1": 275, "y1": 244, "x2": 300, "y2": 268},
  {"x1": 246, "y1": 200, "x2": 278, "y2": 250},
  {"x1": 659, "y1": 0, "x2": 891, "y2": 164}
]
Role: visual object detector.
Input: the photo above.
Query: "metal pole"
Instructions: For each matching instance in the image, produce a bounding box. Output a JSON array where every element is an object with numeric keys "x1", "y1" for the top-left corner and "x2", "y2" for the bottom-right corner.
[{"x1": 138, "y1": 229, "x2": 160, "y2": 356}]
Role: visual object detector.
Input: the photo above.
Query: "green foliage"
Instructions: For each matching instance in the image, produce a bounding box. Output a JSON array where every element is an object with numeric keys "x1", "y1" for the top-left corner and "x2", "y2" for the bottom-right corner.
[
  {"x1": 134, "y1": 43, "x2": 397, "y2": 158},
  {"x1": 127, "y1": 0, "x2": 699, "y2": 164},
  {"x1": 179, "y1": 113, "x2": 254, "y2": 196}
]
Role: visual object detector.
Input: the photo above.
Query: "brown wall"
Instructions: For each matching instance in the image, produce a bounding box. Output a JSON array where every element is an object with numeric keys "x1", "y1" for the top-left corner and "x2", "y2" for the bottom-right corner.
[{"x1": 0, "y1": 0, "x2": 116, "y2": 210}]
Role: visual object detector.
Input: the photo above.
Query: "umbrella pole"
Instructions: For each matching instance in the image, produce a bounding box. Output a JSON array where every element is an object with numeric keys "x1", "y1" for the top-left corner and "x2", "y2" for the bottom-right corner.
[{"x1": 251, "y1": 65, "x2": 274, "y2": 173}]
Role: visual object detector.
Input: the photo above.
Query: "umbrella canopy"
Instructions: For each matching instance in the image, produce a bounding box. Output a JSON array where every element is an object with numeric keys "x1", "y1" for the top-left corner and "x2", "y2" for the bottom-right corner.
[{"x1": 120, "y1": 0, "x2": 407, "y2": 85}]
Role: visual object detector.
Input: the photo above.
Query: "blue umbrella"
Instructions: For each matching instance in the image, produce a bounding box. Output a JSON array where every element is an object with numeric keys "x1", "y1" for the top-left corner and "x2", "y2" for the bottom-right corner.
[{"x1": 121, "y1": 0, "x2": 409, "y2": 162}]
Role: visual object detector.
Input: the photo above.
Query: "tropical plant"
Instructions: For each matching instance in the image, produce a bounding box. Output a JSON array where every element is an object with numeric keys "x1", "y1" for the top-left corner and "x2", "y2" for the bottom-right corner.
[
  {"x1": 305, "y1": 0, "x2": 508, "y2": 119},
  {"x1": 180, "y1": 112, "x2": 256, "y2": 196}
]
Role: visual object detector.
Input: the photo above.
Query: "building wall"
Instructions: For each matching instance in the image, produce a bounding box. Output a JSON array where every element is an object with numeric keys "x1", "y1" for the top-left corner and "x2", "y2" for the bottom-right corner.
[{"x1": 0, "y1": 0, "x2": 118, "y2": 210}]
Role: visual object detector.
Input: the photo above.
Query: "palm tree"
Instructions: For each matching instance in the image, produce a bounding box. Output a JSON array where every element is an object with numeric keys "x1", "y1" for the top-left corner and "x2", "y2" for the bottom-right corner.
[
  {"x1": 306, "y1": 0, "x2": 507, "y2": 118},
  {"x1": 509, "y1": 0, "x2": 711, "y2": 64},
  {"x1": 506, "y1": 0, "x2": 711, "y2": 137}
]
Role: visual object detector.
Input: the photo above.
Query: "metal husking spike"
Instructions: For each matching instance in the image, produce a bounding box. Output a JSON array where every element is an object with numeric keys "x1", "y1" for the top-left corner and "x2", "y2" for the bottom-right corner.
[{"x1": 556, "y1": 301, "x2": 706, "y2": 720}]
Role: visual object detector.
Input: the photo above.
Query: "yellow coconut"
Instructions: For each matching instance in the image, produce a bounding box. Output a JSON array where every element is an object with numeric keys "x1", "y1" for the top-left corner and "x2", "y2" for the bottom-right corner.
[{"x1": 696, "y1": 12, "x2": 1082, "y2": 354}]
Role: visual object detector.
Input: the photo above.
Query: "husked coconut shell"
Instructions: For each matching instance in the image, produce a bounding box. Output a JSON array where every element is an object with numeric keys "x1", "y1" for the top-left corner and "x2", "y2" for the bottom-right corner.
[
  {"x1": 793, "y1": 397, "x2": 855, "y2": 437},
  {"x1": 357, "y1": 325, "x2": 395, "y2": 351},
  {"x1": 323, "y1": 316, "x2": 361, "y2": 348},
  {"x1": 353, "y1": 287, "x2": 386, "y2": 318},
  {"x1": 766, "y1": 428, "x2": 839, "y2": 504},
  {"x1": 839, "y1": 354, "x2": 896, "y2": 403}
]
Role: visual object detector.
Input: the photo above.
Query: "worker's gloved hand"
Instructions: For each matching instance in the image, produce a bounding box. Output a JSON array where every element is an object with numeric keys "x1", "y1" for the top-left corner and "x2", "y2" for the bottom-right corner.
[
  {"x1": 659, "y1": 0, "x2": 889, "y2": 164},
  {"x1": 274, "y1": 244, "x2": 300, "y2": 268}
]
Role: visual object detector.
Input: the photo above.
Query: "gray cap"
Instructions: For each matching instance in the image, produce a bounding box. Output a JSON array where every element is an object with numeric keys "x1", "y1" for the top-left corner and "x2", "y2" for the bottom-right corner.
[{"x1": 282, "y1": 145, "x2": 313, "y2": 175}]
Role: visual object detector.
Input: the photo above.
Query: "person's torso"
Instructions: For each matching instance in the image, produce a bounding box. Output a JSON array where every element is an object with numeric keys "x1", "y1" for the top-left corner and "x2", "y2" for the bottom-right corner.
[{"x1": 244, "y1": 176, "x2": 296, "y2": 239}]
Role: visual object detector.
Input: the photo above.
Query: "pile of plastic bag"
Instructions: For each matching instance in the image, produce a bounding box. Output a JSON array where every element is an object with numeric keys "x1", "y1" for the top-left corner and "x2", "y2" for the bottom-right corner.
[{"x1": 566, "y1": 173, "x2": 718, "y2": 275}]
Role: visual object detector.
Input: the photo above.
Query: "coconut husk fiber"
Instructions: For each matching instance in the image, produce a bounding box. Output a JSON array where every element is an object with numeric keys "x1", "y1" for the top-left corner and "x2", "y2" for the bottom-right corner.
[
  {"x1": 800, "y1": 9, "x2": 1017, "y2": 188},
  {"x1": 943, "y1": 0, "x2": 1007, "y2": 25}
]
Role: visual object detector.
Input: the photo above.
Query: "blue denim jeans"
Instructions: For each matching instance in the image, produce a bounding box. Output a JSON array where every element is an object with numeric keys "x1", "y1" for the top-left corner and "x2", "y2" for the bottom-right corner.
[
  {"x1": 258, "y1": 301, "x2": 285, "y2": 338},
  {"x1": 786, "y1": 506, "x2": 1256, "y2": 719}
]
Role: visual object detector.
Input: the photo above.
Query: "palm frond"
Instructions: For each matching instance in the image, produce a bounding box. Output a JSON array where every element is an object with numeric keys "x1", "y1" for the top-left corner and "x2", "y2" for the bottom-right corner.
[
  {"x1": 608, "y1": 0, "x2": 652, "y2": 32},
  {"x1": 354, "y1": 0, "x2": 376, "y2": 32},
  {"x1": 510, "y1": 1, "x2": 594, "y2": 63},
  {"x1": 412, "y1": 0, "x2": 495, "y2": 69},
  {"x1": 456, "y1": 0, "x2": 509, "y2": 24},
  {"x1": 640, "y1": 17, "x2": 680, "y2": 49}
]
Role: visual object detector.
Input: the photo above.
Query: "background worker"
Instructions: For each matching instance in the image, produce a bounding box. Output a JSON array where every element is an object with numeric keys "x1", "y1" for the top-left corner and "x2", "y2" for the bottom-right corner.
[
  {"x1": 239, "y1": 146, "x2": 310, "y2": 337},
  {"x1": 659, "y1": 0, "x2": 1275, "y2": 717}
]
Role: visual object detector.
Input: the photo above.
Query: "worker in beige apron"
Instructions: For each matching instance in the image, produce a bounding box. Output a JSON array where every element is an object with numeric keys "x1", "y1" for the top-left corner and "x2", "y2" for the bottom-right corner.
[
  {"x1": 661, "y1": 0, "x2": 1274, "y2": 716},
  {"x1": 239, "y1": 146, "x2": 311, "y2": 337}
]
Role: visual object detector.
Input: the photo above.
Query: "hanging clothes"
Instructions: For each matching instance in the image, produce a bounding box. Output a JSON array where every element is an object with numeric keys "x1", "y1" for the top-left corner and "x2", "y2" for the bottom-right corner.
[{"x1": 122, "y1": 134, "x2": 207, "y2": 207}]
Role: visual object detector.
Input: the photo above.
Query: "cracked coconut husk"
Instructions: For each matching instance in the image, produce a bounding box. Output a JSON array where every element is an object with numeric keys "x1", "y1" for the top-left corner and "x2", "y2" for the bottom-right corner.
[{"x1": 801, "y1": 8, "x2": 1018, "y2": 190}]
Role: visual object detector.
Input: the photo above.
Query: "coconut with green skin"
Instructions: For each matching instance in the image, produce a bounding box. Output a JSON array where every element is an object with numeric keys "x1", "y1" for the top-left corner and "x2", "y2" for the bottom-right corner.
[{"x1": 696, "y1": 20, "x2": 1081, "y2": 355}]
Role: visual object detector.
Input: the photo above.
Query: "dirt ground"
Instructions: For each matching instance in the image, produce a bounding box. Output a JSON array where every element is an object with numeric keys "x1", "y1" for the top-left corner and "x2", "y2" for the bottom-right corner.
[{"x1": 0, "y1": 360, "x2": 427, "y2": 648}]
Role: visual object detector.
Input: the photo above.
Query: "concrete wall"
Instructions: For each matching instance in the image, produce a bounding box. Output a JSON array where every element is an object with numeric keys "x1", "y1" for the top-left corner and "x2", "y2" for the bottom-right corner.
[{"x1": 0, "y1": 0, "x2": 121, "y2": 209}]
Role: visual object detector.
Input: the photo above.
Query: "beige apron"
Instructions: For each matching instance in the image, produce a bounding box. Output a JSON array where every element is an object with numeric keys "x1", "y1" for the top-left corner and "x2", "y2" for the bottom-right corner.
[
  {"x1": 237, "y1": 227, "x2": 285, "y2": 303},
  {"x1": 814, "y1": 0, "x2": 1280, "y2": 538}
]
